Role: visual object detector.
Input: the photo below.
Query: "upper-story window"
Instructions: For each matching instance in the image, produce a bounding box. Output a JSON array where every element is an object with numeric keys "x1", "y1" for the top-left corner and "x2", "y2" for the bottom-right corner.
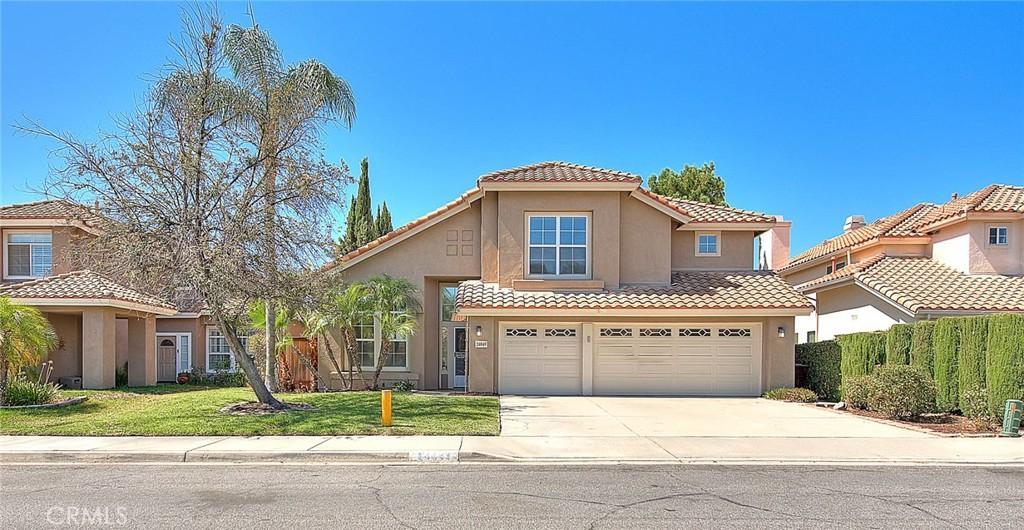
[
  {"x1": 989, "y1": 226, "x2": 1009, "y2": 246},
  {"x1": 694, "y1": 231, "x2": 720, "y2": 257},
  {"x1": 4, "y1": 231, "x2": 52, "y2": 279},
  {"x1": 527, "y1": 214, "x2": 589, "y2": 277}
]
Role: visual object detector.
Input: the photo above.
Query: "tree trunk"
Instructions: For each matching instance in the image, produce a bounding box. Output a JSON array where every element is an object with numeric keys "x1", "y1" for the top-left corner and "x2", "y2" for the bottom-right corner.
[
  {"x1": 264, "y1": 301, "x2": 279, "y2": 392},
  {"x1": 0, "y1": 353, "x2": 9, "y2": 407},
  {"x1": 296, "y1": 349, "x2": 328, "y2": 392},
  {"x1": 215, "y1": 316, "x2": 284, "y2": 409},
  {"x1": 319, "y1": 333, "x2": 348, "y2": 390},
  {"x1": 342, "y1": 328, "x2": 369, "y2": 390},
  {"x1": 371, "y1": 338, "x2": 391, "y2": 390}
]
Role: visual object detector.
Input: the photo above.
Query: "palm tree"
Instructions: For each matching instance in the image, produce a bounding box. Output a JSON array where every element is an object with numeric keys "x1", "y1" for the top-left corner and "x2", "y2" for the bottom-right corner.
[
  {"x1": 223, "y1": 11, "x2": 356, "y2": 392},
  {"x1": 326, "y1": 282, "x2": 373, "y2": 390},
  {"x1": 365, "y1": 276, "x2": 420, "y2": 390},
  {"x1": 0, "y1": 297, "x2": 58, "y2": 405},
  {"x1": 247, "y1": 300, "x2": 294, "y2": 382}
]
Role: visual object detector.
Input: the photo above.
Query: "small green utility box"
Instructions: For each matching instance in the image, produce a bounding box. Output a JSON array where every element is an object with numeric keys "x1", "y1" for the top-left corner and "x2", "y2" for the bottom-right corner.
[{"x1": 1002, "y1": 400, "x2": 1023, "y2": 438}]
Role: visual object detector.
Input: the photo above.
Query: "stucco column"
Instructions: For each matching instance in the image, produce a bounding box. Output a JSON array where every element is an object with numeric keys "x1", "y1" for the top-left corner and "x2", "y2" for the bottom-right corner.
[
  {"x1": 81, "y1": 307, "x2": 117, "y2": 389},
  {"x1": 126, "y1": 315, "x2": 157, "y2": 386},
  {"x1": 764, "y1": 316, "x2": 797, "y2": 390},
  {"x1": 466, "y1": 316, "x2": 496, "y2": 394}
]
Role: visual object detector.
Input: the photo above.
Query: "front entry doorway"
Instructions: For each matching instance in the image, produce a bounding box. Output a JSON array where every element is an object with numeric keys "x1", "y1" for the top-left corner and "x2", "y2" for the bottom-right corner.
[
  {"x1": 157, "y1": 337, "x2": 177, "y2": 382},
  {"x1": 452, "y1": 327, "x2": 467, "y2": 388}
]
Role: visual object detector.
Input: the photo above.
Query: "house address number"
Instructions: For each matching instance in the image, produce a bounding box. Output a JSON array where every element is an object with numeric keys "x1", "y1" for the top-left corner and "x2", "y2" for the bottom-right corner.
[{"x1": 474, "y1": 340, "x2": 488, "y2": 348}]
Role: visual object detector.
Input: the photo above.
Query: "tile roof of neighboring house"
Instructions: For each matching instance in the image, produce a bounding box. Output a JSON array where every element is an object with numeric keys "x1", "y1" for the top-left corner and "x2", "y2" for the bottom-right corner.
[
  {"x1": 477, "y1": 161, "x2": 642, "y2": 184},
  {"x1": 0, "y1": 270, "x2": 176, "y2": 311},
  {"x1": 0, "y1": 199, "x2": 106, "y2": 228},
  {"x1": 642, "y1": 191, "x2": 777, "y2": 224},
  {"x1": 915, "y1": 184, "x2": 1024, "y2": 228},
  {"x1": 455, "y1": 271, "x2": 812, "y2": 313},
  {"x1": 332, "y1": 188, "x2": 482, "y2": 265},
  {"x1": 796, "y1": 256, "x2": 1024, "y2": 314}
]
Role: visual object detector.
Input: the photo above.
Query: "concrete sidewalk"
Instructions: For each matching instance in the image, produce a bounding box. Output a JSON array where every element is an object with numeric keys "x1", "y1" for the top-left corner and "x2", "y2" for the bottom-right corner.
[{"x1": 2, "y1": 434, "x2": 1021, "y2": 465}]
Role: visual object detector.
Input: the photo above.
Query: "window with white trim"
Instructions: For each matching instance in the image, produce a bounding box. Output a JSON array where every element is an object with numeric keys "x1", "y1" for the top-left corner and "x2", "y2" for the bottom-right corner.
[
  {"x1": 206, "y1": 327, "x2": 249, "y2": 372},
  {"x1": 355, "y1": 318, "x2": 375, "y2": 368},
  {"x1": 695, "y1": 232, "x2": 720, "y2": 257},
  {"x1": 5, "y1": 231, "x2": 52, "y2": 279},
  {"x1": 357, "y1": 313, "x2": 412, "y2": 370},
  {"x1": 385, "y1": 311, "x2": 408, "y2": 368},
  {"x1": 527, "y1": 214, "x2": 588, "y2": 276},
  {"x1": 989, "y1": 226, "x2": 1009, "y2": 246}
]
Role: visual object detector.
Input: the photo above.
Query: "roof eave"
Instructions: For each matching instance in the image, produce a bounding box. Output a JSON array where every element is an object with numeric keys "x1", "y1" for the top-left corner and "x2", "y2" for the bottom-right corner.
[
  {"x1": 454, "y1": 307, "x2": 813, "y2": 318},
  {"x1": 478, "y1": 181, "x2": 640, "y2": 192},
  {"x1": 5, "y1": 297, "x2": 178, "y2": 316}
]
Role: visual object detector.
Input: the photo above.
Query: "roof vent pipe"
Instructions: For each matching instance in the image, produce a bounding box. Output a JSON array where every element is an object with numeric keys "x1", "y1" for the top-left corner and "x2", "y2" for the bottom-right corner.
[{"x1": 843, "y1": 215, "x2": 866, "y2": 233}]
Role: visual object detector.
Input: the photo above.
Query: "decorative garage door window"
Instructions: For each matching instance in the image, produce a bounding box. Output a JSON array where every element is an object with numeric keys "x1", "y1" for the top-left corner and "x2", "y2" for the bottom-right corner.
[
  {"x1": 639, "y1": 328, "x2": 672, "y2": 337},
  {"x1": 718, "y1": 328, "x2": 752, "y2": 337},
  {"x1": 505, "y1": 328, "x2": 538, "y2": 337},
  {"x1": 680, "y1": 328, "x2": 712, "y2": 337},
  {"x1": 600, "y1": 328, "x2": 633, "y2": 337},
  {"x1": 545, "y1": 328, "x2": 576, "y2": 337}
]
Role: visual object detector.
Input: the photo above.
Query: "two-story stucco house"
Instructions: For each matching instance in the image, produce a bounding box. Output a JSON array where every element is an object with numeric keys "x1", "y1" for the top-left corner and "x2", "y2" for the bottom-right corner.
[
  {"x1": 323, "y1": 162, "x2": 812, "y2": 396},
  {"x1": 0, "y1": 200, "x2": 245, "y2": 389},
  {"x1": 780, "y1": 184, "x2": 1024, "y2": 343}
]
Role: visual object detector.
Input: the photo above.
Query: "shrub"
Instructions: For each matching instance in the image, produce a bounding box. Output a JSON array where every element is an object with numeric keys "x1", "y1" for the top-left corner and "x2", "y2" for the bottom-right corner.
[
  {"x1": 763, "y1": 387, "x2": 817, "y2": 402},
  {"x1": 985, "y1": 313, "x2": 1024, "y2": 419},
  {"x1": 957, "y1": 316, "x2": 989, "y2": 407},
  {"x1": 186, "y1": 368, "x2": 247, "y2": 387},
  {"x1": 838, "y1": 332, "x2": 885, "y2": 398},
  {"x1": 960, "y1": 386, "x2": 994, "y2": 426},
  {"x1": 867, "y1": 365, "x2": 936, "y2": 420},
  {"x1": 885, "y1": 324, "x2": 913, "y2": 365},
  {"x1": 2, "y1": 377, "x2": 62, "y2": 406},
  {"x1": 843, "y1": 375, "x2": 873, "y2": 409},
  {"x1": 391, "y1": 380, "x2": 415, "y2": 392},
  {"x1": 115, "y1": 362, "x2": 129, "y2": 387},
  {"x1": 932, "y1": 318, "x2": 960, "y2": 412},
  {"x1": 910, "y1": 320, "x2": 935, "y2": 376},
  {"x1": 795, "y1": 340, "x2": 841, "y2": 401}
]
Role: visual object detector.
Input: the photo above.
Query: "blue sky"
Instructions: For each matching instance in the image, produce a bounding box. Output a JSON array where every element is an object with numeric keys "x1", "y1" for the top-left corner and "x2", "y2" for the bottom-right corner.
[{"x1": 2, "y1": 2, "x2": 1022, "y2": 255}]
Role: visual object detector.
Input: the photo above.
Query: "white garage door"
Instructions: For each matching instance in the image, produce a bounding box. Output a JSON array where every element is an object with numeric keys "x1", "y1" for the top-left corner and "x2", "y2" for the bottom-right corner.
[
  {"x1": 499, "y1": 324, "x2": 582, "y2": 395},
  {"x1": 594, "y1": 325, "x2": 761, "y2": 396}
]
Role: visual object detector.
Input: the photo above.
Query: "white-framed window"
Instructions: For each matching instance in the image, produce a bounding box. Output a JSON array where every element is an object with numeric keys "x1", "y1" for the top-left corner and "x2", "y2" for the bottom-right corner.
[
  {"x1": 355, "y1": 317, "x2": 375, "y2": 368},
  {"x1": 4, "y1": 230, "x2": 52, "y2": 279},
  {"x1": 386, "y1": 311, "x2": 408, "y2": 368},
  {"x1": 440, "y1": 285, "x2": 458, "y2": 322},
  {"x1": 695, "y1": 231, "x2": 720, "y2": 257},
  {"x1": 527, "y1": 214, "x2": 589, "y2": 277},
  {"x1": 989, "y1": 226, "x2": 1009, "y2": 246},
  {"x1": 205, "y1": 326, "x2": 249, "y2": 372},
  {"x1": 357, "y1": 313, "x2": 412, "y2": 370}
]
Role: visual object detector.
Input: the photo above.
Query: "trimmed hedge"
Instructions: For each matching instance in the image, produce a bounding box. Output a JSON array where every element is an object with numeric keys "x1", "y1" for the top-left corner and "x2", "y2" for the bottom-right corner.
[
  {"x1": 885, "y1": 324, "x2": 913, "y2": 365},
  {"x1": 795, "y1": 340, "x2": 841, "y2": 402},
  {"x1": 985, "y1": 313, "x2": 1024, "y2": 419},
  {"x1": 932, "y1": 318, "x2": 960, "y2": 412},
  {"x1": 867, "y1": 365, "x2": 936, "y2": 420},
  {"x1": 910, "y1": 320, "x2": 936, "y2": 376},
  {"x1": 838, "y1": 332, "x2": 885, "y2": 397},
  {"x1": 957, "y1": 316, "x2": 989, "y2": 407}
]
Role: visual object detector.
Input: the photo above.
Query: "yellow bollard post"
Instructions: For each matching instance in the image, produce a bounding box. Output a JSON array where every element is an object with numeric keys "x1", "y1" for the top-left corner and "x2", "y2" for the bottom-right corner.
[{"x1": 381, "y1": 389, "x2": 393, "y2": 427}]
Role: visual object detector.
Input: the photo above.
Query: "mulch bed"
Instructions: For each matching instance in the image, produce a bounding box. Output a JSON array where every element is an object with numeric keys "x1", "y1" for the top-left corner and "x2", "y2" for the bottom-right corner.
[
  {"x1": 845, "y1": 407, "x2": 999, "y2": 435},
  {"x1": 219, "y1": 401, "x2": 316, "y2": 416}
]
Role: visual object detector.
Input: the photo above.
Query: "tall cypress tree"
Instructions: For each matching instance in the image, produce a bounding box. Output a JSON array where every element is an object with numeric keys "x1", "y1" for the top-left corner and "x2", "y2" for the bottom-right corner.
[
  {"x1": 376, "y1": 202, "x2": 393, "y2": 236},
  {"x1": 339, "y1": 157, "x2": 380, "y2": 253}
]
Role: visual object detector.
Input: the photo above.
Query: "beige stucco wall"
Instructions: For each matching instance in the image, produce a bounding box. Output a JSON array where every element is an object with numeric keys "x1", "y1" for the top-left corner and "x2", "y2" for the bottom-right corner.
[
  {"x1": 814, "y1": 284, "x2": 913, "y2": 340},
  {"x1": 619, "y1": 194, "x2": 672, "y2": 285},
  {"x1": 466, "y1": 314, "x2": 796, "y2": 394},
  {"x1": 156, "y1": 316, "x2": 208, "y2": 371},
  {"x1": 671, "y1": 230, "x2": 756, "y2": 270},
  {"x1": 82, "y1": 307, "x2": 117, "y2": 389},
  {"x1": 43, "y1": 312, "x2": 83, "y2": 381},
  {"x1": 930, "y1": 219, "x2": 1023, "y2": 276}
]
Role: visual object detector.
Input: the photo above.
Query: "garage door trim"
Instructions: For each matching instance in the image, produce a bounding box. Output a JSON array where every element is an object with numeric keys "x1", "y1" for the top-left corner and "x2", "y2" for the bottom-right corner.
[{"x1": 498, "y1": 321, "x2": 584, "y2": 395}]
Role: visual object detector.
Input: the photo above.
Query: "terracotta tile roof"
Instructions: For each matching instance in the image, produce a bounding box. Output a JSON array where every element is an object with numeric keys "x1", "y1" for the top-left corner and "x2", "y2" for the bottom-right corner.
[
  {"x1": 0, "y1": 199, "x2": 105, "y2": 228},
  {"x1": 332, "y1": 188, "x2": 482, "y2": 266},
  {"x1": 478, "y1": 161, "x2": 642, "y2": 184},
  {"x1": 793, "y1": 254, "x2": 888, "y2": 291},
  {"x1": 646, "y1": 191, "x2": 776, "y2": 224},
  {"x1": 915, "y1": 184, "x2": 1024, "y2": 228},
  {"x1": 456, "y1": 271, "x2": 812, "y2": 312},
  {"x1": 0, "y1": 270, "x2": 176, "y2": 311},
  {"x1": 797, "y1": 256, "x2": 1024, "y2": 314}
]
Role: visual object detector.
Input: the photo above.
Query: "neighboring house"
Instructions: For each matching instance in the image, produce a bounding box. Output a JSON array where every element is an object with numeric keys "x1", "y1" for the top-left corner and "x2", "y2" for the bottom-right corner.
[
  {"x1": 780, "y1": 184, "x2": 1024, "y2": 343},
  {"x1": 324, "y1": 161, "x2": 812, "y2": 396},
  {"x1": 0, "y1": 200, "x2": 249, "y2": 388}
]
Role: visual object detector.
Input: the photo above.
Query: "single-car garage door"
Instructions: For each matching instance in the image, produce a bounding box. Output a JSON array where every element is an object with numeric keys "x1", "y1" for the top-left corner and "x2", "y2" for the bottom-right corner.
[
  {"x1": 499, "y1": 324, "x2": 582, "y2": 395},
  {"x1": 594, "y1": 325, "x2": 761, "y2": 396}
]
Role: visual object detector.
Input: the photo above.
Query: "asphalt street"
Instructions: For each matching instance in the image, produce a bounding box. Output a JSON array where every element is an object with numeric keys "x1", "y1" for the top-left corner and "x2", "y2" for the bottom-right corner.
[{"x1": 2, "y1": 464, "x2": 1022, "y2": 529}]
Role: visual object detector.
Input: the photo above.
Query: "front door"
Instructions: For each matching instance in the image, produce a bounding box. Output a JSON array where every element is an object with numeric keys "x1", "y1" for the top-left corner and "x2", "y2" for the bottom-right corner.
[
  {"x1": 453, "y1": 327, "x2": 467, "y2": 388},
  {"x1": 158, "y1": 338, "x2": 177, "y2": 382}
]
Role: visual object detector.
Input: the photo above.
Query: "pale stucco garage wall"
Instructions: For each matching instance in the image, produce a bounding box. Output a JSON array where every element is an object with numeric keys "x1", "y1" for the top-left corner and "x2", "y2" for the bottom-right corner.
[{"x1": 814, "y1": 283, "x2": 912, "y2": 340}]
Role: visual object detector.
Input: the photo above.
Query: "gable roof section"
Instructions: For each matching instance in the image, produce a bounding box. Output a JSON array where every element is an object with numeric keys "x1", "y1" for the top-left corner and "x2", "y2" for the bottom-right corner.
[
  {"x1": 0, "y1": 270, "x2": 177, "y2": 314},
  {"x1": 796, "y1": 256, "x2": 1024, "y2": 315},
  {"x1": 456, "y1": 271, "x2": 812, "y2": 315},
  {"x1": 478, "y1": 161, "x2": 642, "y2": 184},
  {"x1": 648, "y1": 192, "x2": 776, "y2": 224},
  {"x1": 915, "y1": 184, "x2": 1024, "y2": 229},
  {"x1": 0, "y1": 199, "x2": 106, "y2": 232}
]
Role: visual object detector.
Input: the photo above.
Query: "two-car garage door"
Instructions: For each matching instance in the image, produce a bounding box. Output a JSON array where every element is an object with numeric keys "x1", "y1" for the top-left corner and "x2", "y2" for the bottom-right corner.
[{"x1": 499, "y1": 323, "x2": 761, "y2": 396}]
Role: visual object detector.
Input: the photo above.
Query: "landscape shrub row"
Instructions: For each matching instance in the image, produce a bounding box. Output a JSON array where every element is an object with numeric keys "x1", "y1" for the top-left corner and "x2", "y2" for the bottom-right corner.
[{"x1": 794, "y1": 340, "x2": 841, "y2": 401}]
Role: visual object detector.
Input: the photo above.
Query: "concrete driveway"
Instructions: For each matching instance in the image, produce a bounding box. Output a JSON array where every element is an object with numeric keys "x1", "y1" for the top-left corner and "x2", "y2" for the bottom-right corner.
[{"x1": 499, "y1": 396, "x2": 931, "y2": 438}]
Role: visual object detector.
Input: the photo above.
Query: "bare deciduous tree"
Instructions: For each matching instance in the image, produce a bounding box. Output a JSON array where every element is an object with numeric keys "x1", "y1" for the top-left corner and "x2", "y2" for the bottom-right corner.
[{"x1": 17, "y1": 5, "x2": 350, "y2": 408}]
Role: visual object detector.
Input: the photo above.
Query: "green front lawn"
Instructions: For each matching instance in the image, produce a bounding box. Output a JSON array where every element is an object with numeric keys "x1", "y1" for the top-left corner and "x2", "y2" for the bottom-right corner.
[{"x1": 0, "y1": 386, "x2": 500, "y2": 436}]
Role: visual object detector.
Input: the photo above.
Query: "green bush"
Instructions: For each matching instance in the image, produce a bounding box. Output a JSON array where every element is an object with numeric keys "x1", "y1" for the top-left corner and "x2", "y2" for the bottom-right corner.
[
  {"x1": 957, "y1": 316, "x2": 989, "y2": 407},
  {"x1": 985, "y1": 313, "x2": 1024, "y2": 419},
  {"x1": 186, "y1": 368, "x2": 247, "y2": 387},
  {"x1": 763, "y1": 387, "x2": 818, "y2": 402},
  {"x1": 960, "y1": 386, "x2": 993, "y2": 424},
  {"x1": 867, "y1": 365, "x2": 936, "y2": 420},
  {"x1": 115, "y1": 362, "x2": 129, "y2": 388},
  {"x1": 2, "y1": 377, "x2": 62, "y2": 406},
  {"x1": 932, "y1": 318, "x2": 960, "y2": 412},
  {"x1": 391, "y1": 380, "x2": 415, "y2": 392},
  {"x1": 910, "y1": 320, "x2": 936, "y2": 376},
  {"x1": 838, "y1": 332, "x2": 885, "y2": 398},
  {"x1": 885, "y1": 324, "x2": 913, "y2": 365},
  {"x1": 843, "y1": 375, "x2": 873, "y2": 409},
  {"x1": 795, "y1": 340, "x2": 841, "y2": 401}
]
